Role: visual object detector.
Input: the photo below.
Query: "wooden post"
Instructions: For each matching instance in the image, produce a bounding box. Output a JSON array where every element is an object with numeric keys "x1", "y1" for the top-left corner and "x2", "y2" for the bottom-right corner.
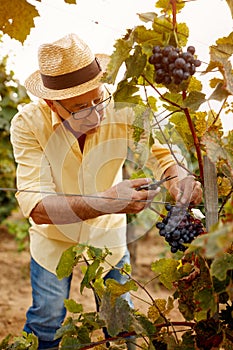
[{"x1": 203, "y1": 156, "x2": 218, "y2": 231}]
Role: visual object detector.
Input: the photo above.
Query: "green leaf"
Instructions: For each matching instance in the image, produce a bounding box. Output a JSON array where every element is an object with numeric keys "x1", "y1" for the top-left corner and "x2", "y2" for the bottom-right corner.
[
  {"x1": 64, "y1": 299, "x2": 83, "y2": 313},
  {"x1": 105, "y1": 278, "x2": 138, "y2": 300},
  {"x1": 136, "y1": 314, "x2": 157, "y2": 337},
  {"x1": 86, "y1": 245, "x2": 105, "y2": 261},
  {"x1": 169, "y1": 111, "x2": 195, "y2": 149},
  {"x1": 0, "y1": 0, "x2": 39, "y2": 43},
  {"x1": 179, "y1": 331, "x2": 196, "y2": 349},
  {"x1": 134, "y1": 25, "x2": 163, "y2": 46},
  {"x1": 182, "y1": 91, "x2": 206, "y2": 111},
  {"x1": 210, "y1": 253, "x2": 233, "y2": 281},
  {"x1": 56, "y1": 246, "x2": 78, "y2": 279},
  {"x1": 113, "y1": 79, "x2": 143, "y2": 107},
  {"x1": 54, "y1": 317, "x2": 78, "y2": 340},
  {"x1": 60, "y1": 336, "x2": 82, "y2": 350},
  {"x1": 103, "y1": 31, "x2": 134, "y2": 84},
  {"x1": 125, "y1": 46, "x2": 147, "y2": 79},
  {"x1": 151, "y1": 258, "x2": 181, "y2": 289},
  {"x1": 80, "y1": 259, "x2": 100, "y2": 293},
  {"x1": 194, "y1": 288, "x2": 216, "y2": 321},
  {"x1": 152, "y1": 15, "x2": 173, "y2": 35}
]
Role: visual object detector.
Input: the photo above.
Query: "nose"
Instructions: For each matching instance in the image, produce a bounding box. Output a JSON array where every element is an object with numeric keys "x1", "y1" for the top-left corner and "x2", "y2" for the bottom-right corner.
[{"x1": 86, "y1": 106, "x2": 102, "y2": 125}]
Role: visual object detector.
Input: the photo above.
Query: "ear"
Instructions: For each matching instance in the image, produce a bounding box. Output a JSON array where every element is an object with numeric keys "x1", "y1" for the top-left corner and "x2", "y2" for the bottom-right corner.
[{"x1": 44, "y1": 99, "x2": 57, "y2": 112}]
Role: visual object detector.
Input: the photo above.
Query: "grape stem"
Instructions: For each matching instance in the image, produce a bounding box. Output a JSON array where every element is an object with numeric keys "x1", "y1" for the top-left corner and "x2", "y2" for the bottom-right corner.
[
  {"x1": 141, "y1": 74, "x2": 204, "y2": 184},
  {"x1": 182, "y1": 90, "x2": 204, "y2": 183}
]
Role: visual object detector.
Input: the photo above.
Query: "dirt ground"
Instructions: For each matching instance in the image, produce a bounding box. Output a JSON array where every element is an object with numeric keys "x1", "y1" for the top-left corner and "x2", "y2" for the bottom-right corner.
[{"x1": 0, "y1": 222, "x2": 180, "y2": 343}]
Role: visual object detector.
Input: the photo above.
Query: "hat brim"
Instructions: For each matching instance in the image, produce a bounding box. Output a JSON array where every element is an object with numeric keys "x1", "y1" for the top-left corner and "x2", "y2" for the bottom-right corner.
[{"x1": 24, "y1": 54, "x2": 110, "y2": 100}]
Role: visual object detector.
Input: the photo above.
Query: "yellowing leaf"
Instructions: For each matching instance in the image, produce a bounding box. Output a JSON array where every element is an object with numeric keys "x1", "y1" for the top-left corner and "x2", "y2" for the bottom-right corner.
[
  {"x1": 0, "y1": 0, "x2": 39, "y2": 43},
  {"x1": 217, "y1": 176, "x2": 232, "y2": 196},
  {"x1": 64, "y1": 0, "x2": 77, "y2": 3},
  {"x1": 226, "y1": 0, "x2": 233, "y2": 18},
  {"x1": 194, "y1": 111, "x2": 207, "y2": 138},
  {"x1": 137, "y1": 12, "x2": 157, "y2": 23},
  {"x1": 187, "y1": 76, "x2": 203, "y2": 93},
  {"x1": 209, "y1": 33, "x2": 233, "y2": 94},
  {"x1": 176, "y1": 22, "x2": 189, "y2": 47},
  {"x1": 155, "y1": 0, "x2": 185, "y2": 13},
  {"x1": 151, "y1": 258, "x2": 181, "y2": 289},
  {"x1": 148, "y1": 299, "x2": 166, "y2": 322}
]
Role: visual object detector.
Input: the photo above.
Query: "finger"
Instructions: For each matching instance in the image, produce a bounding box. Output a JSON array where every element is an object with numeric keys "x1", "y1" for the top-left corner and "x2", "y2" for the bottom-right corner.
[
  {"x1": 130, "y1": 178, "x2": 152, "y2": 189},
  {"x1": 180, "y1": 180, "x2": 202, "y2": 205}
]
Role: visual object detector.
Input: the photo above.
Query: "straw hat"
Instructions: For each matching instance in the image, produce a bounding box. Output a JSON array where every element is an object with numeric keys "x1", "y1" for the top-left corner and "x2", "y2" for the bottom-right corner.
[{"x1": 25, "y1": 33, "x2": 110, "y2": 100}]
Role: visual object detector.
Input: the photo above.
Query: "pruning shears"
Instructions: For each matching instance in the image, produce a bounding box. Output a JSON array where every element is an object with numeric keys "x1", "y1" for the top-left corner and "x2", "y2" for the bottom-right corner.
[{"x1": 135, "y1": 175, "x2": 177, "y2": 191}]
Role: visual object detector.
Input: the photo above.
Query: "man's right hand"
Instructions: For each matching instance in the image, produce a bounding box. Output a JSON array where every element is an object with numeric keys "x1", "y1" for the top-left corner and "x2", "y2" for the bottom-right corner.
[{"x1": 92, "y1": 178, "x2": 160, "y2": 215}]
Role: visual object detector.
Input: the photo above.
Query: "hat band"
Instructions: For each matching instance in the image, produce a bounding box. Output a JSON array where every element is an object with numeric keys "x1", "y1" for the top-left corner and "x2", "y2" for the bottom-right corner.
[{"x1": 40, "y1": 58, "x2": 102, "y2": 90}]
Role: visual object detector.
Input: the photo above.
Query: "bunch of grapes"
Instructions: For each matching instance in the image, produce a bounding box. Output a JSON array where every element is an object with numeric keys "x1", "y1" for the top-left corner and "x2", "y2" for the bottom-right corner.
[
  {"x1": 148, "y1": 45, "x2": 201, "y2": 85},
  {"x1": 156, "y1": 204, "x2": 205, "y2": 253}
]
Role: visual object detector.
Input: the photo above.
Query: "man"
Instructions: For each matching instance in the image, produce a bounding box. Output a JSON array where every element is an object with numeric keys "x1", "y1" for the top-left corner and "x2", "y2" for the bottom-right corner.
[{"x1": 10, "y1": 33, "x2": 202, "y2": 349}]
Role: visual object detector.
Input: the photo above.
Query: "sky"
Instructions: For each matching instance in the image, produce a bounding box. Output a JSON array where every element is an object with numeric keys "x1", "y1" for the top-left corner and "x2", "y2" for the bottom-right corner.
[{"x1": 2, "y1": 0, "x2": 233, "y2": 131}]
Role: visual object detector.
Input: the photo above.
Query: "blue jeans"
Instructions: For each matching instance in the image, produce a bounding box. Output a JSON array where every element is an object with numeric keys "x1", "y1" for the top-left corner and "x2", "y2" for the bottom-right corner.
[{"x1": 24, "y1": 249, "x2": 133, "y2": 349}]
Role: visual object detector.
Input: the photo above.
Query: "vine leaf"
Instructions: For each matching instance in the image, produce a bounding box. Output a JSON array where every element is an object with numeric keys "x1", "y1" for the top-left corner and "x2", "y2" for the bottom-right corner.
[
  {"x1": 155, "y1": 0, "x2": 186, "y2": 13},
  {"x1": 210, "y1": 253, "x2": 233, "y2": 281},
  {"x1": 113, "y1": 79, "x2": 142, "y2": 106},
  {"x1": 103, "y1": 31, "x2": 134, "y2": 85},
  {"x1": 147, "y1": 298, "x2": 173, "y2": 323},
  {"x1": 182, "y1": 91, "x2": 206, "y2": 111},
  {"x1": 99, "y1": 292, "x2": 137, "y2": 337},
  {"x1": 0, "y1": 0, "x2": 39, "y2": 43},
  {"x1": 64, "y1": 0, "x2": 77, "y2": 3},
  {"x1": 226, "y1": 0, "x2": 233, "y2": 18},
  {"x1": 188, "y1": 222, "x2": 233, "y2": 258},
  {"x1": 64, "y1": 299, "x2": 83, "y2": 314},
  {"x1": 105, "y1": 279, "x2": 138, "y2": 301},
  {"x1": 202, "y1": 132, "x2": 229, "y2": 163},
  {"x1": 151, "y1": 258, "x2": 181, "y2": 289},
  {"x1": 125, "y1": 45, "x2": 147, "y2": 79},
  {"x1": 208, "y1": 32, "x2": 233, "y2": 94},
  {"x1": 80, "y1": 260, "x2": 104, "y2": 294},
  {"x1": 208, "y1": 82, "x2": 231, "y2": 101},
  {"x1": 137, "y1": 12, "x2": 157, "y2": 23},
  {"x1": 56, "y1": 246, "x2": 80, "y2": 279}
]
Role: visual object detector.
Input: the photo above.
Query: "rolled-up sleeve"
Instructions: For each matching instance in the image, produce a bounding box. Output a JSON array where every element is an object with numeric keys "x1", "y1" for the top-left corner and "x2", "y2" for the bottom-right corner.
[
  {"x1": 10, "y1": 114, "x2": 56, "y2": 217},
  {"x1": 148, "y1": 140, "x2": 176, "y2": 179}
]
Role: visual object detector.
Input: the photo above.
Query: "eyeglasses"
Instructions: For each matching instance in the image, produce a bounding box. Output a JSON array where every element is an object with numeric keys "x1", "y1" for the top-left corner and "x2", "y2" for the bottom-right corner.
[{"x1": 55, "y1": 86, "x2": 112, "y2": 120}]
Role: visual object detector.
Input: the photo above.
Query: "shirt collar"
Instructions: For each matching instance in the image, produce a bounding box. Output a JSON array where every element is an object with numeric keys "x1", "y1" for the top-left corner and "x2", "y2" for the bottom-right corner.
[{"x1": 51, "y1": 110, "x2": 62, "y2": 129}]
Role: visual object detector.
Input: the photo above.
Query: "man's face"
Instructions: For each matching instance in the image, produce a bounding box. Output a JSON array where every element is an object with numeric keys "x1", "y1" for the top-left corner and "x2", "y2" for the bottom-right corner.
[{"x1": 53, "y1": 86, "x2": 107, "y2": 135}]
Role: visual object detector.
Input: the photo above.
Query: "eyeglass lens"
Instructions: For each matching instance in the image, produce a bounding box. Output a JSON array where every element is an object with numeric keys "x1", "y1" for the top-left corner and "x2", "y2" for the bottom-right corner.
[{"x1": 72, "y1": 96, "x2": 111, "y2": 120}]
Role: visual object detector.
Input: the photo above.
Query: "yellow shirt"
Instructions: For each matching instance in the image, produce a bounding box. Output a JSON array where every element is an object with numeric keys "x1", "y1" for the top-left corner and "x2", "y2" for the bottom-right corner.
[{"x1": 10, "y1": 99, "x2": 175, "y2": 274}]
